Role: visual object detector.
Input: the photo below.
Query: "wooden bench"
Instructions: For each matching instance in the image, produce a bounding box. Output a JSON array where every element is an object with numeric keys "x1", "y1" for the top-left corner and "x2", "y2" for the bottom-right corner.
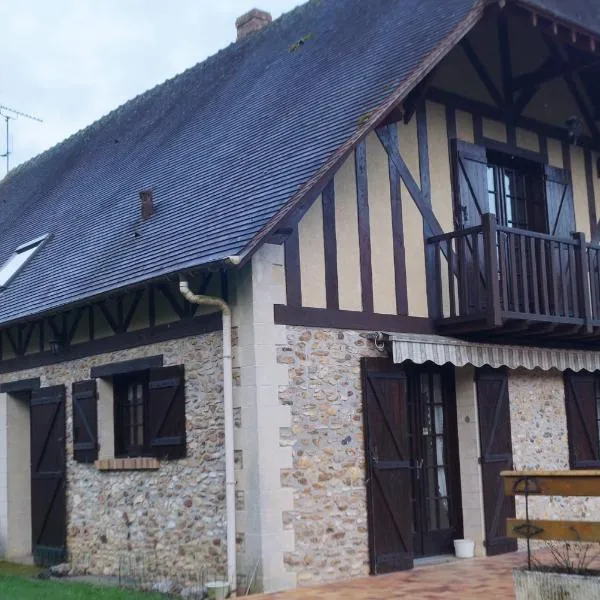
[{"x1": 501, "y1": 470, "x2": 600, "y2": 548}]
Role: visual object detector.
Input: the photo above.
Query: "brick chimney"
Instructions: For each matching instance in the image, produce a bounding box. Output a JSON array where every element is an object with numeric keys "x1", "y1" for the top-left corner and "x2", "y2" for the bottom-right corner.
[
  {"x1": 140, "y1": 190, "x2": 155, "y2": 220},
  {"x1": 235, "y1": 8, "x2": 272, "y2": 40}
]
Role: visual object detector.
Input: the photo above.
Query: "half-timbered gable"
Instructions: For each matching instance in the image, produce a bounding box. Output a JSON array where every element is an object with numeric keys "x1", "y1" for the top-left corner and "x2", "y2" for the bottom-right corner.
[{"x1": 279, "y1": 4, "x2": 600, "y2": 345}]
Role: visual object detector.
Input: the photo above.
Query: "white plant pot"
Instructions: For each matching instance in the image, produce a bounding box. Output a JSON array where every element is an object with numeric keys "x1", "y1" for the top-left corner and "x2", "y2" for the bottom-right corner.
[
  {"x1": 206, "y1": 580, "x2": 230, "y2": 600},
  {"x1": 454, "y1": 538, "x2": 475, "y2": 558},
  {"x1": 513, "y1": 568, "x2": 600, "y2": 600}
]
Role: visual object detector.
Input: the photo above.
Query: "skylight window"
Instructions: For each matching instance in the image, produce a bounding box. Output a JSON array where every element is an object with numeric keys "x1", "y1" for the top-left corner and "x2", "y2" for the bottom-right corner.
[{"x1": 0, "y1": 234, "x2": 49, "y2": 289}]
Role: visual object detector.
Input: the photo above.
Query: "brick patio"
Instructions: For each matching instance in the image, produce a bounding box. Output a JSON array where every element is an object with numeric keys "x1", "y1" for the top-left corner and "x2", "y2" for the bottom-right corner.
[{"x1": 255, "y1": 552, "x2": 527, "y2": 599}]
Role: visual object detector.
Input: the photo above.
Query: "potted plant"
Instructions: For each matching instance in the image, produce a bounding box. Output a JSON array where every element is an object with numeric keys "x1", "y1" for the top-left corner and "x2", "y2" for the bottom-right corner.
[{"x1": 513, "y1": 541, "x2": 600, "y2": 600}]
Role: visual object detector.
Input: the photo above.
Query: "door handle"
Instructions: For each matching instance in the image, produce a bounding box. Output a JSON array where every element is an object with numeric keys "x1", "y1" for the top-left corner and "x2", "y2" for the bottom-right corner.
[{"x1": 371, "y1": 446, "x2": 379, "y2": 466}]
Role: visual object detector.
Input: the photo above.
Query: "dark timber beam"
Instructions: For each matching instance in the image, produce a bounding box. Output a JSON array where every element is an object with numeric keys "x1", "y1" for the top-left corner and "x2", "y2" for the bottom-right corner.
[
  {"x1": 497, "y1": 11, "x2": 518, "y2": 146},
  {"x1": 544, "y1": 37, "x2": 600, "y2": 141},
  {"x1": 354, "y1": 140, "x2": 374, "y2": 313},
  {"x1": 321, "y1": 179, "x2": 339, "y2": 310},
  {"x1": 402, "y1": 70, "x2": 436, "y2": 125},
  {"x1": 512, "y1": 56, "x2": 599, "y2": 92},
  {"x1": 460, "y1": 38, "x2": 505, "y2": 109},
  {"x1": 498, "y1": 13, "x2": 515, "y2": 121},
  {"x1": 387, "y1": 124, "x2": 409, "y2": 315}
]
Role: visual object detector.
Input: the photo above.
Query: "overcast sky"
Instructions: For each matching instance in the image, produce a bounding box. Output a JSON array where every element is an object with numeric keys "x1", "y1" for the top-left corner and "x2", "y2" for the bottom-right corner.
[{"x1": 0, "y1": 1, "x2": 301, "y2": 170}]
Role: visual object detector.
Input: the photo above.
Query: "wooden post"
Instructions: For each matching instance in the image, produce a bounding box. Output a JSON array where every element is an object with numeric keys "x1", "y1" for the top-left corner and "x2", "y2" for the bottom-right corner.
[
  {"x1": 482, "y1": 213, "x2": 502, "y2": 327},
  {"x1": 575, "y1": 232, "x2": 593, "y2": 333}
]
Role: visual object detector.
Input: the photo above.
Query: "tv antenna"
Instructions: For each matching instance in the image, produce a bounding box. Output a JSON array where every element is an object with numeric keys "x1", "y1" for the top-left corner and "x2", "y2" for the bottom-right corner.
[{"x1": 0, "y1": 105, "x2": 43, "y2": 174}]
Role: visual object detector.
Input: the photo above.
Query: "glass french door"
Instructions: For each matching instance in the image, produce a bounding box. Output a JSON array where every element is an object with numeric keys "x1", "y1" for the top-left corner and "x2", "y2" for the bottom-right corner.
[{"x1": 407, "y1": 364, "x2": 462, "y2": 558}]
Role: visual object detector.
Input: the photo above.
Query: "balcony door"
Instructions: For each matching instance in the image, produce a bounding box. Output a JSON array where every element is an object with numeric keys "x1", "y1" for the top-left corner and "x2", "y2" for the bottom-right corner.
[
  {"x1": 486, "y1": 153, "x2": 547, "y2": 234},
  {"x1": 487, "y1": 154, "x2": 547, "y2": 313},
  {"x1": 453, "y1": 140, "x2": 576, "y2": 319}
]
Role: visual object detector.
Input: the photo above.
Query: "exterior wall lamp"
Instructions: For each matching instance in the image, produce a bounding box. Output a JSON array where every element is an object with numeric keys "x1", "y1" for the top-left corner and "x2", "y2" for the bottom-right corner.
[{"x1": 48, "y1": 337, "x2": 64, "y2": 355}]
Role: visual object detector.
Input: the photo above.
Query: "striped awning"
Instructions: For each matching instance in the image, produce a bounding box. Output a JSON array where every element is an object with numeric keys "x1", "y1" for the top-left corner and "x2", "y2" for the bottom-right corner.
[{"x1": 390, "y1": 333, "x2": 600, "y2": 372}]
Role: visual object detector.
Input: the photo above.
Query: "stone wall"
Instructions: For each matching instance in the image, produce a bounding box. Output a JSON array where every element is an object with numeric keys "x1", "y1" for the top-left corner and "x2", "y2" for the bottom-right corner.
[
  {"x1": 277, "y1": 326, "x2": 381, "y2": 586},
  {"x1": 0, "y1": 332, "x2": 226, "y2": 578},
  {"x1": 509, "y1": 368, "x2": 600, "y2": 527}
]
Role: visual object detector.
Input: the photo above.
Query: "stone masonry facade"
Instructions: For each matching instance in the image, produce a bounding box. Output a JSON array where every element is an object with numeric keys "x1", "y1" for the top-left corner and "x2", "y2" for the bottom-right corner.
[
  {"x1": 508, "y1": 368, "x2": 600, "y2": 534},
  {"x1": 277, "y1": 326, "x2": 381, "y2": 586},
  {"x1": 0, "y1": 331, "x2": 226, "y2": 578},
  {"x1": 275, "y1": 332, "x2": 600, "y2": 584}
]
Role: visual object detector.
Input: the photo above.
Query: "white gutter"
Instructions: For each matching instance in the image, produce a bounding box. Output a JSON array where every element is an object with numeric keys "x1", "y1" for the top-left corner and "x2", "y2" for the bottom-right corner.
[{"x1": 179, "y1": 270, "x2": 238, "y2": 594}]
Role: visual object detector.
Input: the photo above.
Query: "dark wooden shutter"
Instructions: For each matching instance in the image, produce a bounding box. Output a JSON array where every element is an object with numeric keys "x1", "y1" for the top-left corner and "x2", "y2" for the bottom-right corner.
[
  {"x1": 564, "y1": 371, "x2": 600, "y2": 469},
  {"x1": 453, "y1": 140, "x2": 489, "y2": 312},
  {"x1": 453, "y1": 140, "x2": 489, "y2": 229},
  {"x1": 30, "y1": 385, "x2": 67, "y2": 566},
  {"x1": 545, "y1": 166, "x2": 576, "y2": 316},
  {"x1": 148, "y1": 365, "x2": 186, "y2": 459},
  {"x1": 476, "y1": 367, "x2": 517, "y2": 556},
  {"x1": 545, "y1": 165, "x2": 576, "y2": 239},
  {"x1": 72, "y1": 380, "x2": 98, "y2": 463},
  {"x1": 362, "y1": 358, "x2": 413, "y2": 574},
  {"x1": 545, "y1": 166, "x2": 575, "y2": 238}
]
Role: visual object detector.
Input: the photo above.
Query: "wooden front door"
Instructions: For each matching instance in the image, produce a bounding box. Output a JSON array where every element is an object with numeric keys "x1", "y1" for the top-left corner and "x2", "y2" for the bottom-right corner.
[
  {"x1": 363, "y1": 359, "x2": 462, "y2": 574},
  {"x1": 30, "y1": 385, "x2": 67, "y2": 566},
  {"x1": 476, "y1": 368, "x2": 517, "y2": 555},
  {"x1": 409, "y1": 364, "x2": 463, "y2": 558}
]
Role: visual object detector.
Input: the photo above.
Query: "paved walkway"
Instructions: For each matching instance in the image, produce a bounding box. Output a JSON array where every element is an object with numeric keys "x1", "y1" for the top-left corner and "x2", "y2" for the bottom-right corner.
[{"x1": 256, "y1": 552, "x2": 525, "y2": 599}]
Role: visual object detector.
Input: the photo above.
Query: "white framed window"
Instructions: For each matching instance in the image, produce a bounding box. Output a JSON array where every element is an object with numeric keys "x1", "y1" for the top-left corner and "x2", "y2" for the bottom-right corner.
[{"x1": 0, "y1": 234, "x2": 50, "y2": 289}]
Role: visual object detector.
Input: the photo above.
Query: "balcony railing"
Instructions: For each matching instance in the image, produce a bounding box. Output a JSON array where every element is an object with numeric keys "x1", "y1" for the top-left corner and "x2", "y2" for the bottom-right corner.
[{"x1": 427, "y1": 213, "x2": 600, "y2": 337}]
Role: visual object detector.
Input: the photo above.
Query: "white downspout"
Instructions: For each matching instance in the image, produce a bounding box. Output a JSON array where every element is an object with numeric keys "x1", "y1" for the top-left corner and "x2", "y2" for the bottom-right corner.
[{"x1": 179, "y1": 272, "x2": 237, "y2": 594}]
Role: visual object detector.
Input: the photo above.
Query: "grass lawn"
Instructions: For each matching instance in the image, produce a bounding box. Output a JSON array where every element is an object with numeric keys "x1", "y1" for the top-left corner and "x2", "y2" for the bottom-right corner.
[{"x1": 0, "y1": 562, "x2": 165, "y2": 600}]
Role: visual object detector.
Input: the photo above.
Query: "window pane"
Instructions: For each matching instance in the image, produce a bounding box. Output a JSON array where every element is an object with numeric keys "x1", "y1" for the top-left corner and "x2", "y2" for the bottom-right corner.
[
  {"x1": 0, "y1": 250, "x2": 34, "y2": 287},
  {"x1": 0, "y1": 235, "x2": 47, "y2": 288}
]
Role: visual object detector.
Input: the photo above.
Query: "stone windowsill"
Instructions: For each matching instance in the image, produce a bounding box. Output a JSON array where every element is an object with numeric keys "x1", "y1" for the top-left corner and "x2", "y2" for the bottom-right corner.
[{"x1": 95, "y1": 457, "x2": 160, "y2": 471}]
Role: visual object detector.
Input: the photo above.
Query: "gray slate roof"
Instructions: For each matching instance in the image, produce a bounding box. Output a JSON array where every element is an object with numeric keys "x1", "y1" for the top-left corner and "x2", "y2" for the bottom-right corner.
[
  {"x1": 0, "y1": 0, "x2": 597, "y2": 326},
  {"x1": 524, "y1": 0, "x2": 600, "y2": 35}
]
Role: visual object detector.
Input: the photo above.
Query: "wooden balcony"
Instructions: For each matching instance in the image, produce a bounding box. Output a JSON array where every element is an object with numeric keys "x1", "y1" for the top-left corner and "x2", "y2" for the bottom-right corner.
[{"x1": 427, "y1": 213, "x2": 600, "y2": 342}]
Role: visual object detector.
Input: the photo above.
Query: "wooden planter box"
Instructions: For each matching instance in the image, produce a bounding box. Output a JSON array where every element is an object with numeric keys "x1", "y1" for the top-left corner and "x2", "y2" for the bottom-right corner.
[{"x1": 513, "y1": 569, "x2": 600, "y2": 600}]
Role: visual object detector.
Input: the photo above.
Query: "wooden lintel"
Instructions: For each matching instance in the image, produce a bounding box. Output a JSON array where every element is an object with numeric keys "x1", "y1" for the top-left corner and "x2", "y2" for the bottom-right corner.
[
  {"x1": 502, "y1": 470, "x2": 600, "y2": 497},
  {"x1": 507, "y1": 518, "x2": 600, "y2": 542}
]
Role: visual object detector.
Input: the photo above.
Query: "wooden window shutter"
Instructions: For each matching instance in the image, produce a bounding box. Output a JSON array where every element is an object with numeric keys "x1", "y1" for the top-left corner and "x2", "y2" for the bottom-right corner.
[
  {"x1": 564, "y1": 371, "x2": 600, "y2": 469},
  {"x1": 475, "y1": 367, "x2": 517, "y2": 555},
  {"x1": 148, "y1": 365, "x2": 186, "y2": 459},
  {"x1": 72, "y1": 380, "x2": 98, "y2": 463},
  {"x1": 452, "y1": 140, "x2": 489, "y2": 229},
  {"x1": 545, "y1": 166, "x2": 575, "y2": 238}
]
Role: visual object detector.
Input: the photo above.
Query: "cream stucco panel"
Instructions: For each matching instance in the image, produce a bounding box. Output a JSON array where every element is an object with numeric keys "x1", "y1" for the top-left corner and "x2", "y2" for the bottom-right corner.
[
  {"x1": 298, "y1": 197, "x2": 326, "y2": 308},
  {"x1": 400, "y1": 117, "x2": 420, "y2": 183},
  {"x1": 516, "y1": 128, "x2": 539, "y2": 153},
  {"x1": 402, "y1": 183, "x2": 428, "y2": 317},
  {"x1": 397, "y1": 117, "x2": 427, "y2": 317},
  {"x1": 427, "y1": 101, "x2": 453, "y2": 233},
  {"x1": 334, "y1": 154, "x2": 362, "y2": 311},
  {"x1": 594, "y1": 152, "x2": 600, "y2": 238},
  {"x1": 570, "y1": 145, "x2": 591, "y2": 238},
  {"x1": 366, "y1": 133, "x2": 396, "y2": 315},
  {"x1": 482, "y1": 118, "x2": 507, "y2": 143},
  {"x1": 547, "y1": 138, "x2": 563, "y2": 169},
  {"x1": 455, "y1": 110, "x2": 474, "y2": 143}
]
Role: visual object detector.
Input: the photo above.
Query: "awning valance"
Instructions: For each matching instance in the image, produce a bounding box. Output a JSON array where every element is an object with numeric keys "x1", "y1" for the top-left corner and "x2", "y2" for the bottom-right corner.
[{"x1": 390, "y1": 334, "x2": 600, "y2": 372}]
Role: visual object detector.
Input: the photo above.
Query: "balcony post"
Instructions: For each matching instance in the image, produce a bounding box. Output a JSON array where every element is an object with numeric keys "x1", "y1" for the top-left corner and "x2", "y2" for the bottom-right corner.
[
  {"x1": 482, "y1": 213, "x2": 502, "y2": 327},
  {"x1": 575, "y1": 232, "x2": 593, "y2": 333}
]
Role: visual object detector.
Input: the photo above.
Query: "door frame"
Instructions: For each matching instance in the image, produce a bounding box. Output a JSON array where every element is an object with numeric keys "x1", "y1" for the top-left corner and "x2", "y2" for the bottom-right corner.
[{"x1": 363, "y1": 359, "x2": 463, "y2": 573}]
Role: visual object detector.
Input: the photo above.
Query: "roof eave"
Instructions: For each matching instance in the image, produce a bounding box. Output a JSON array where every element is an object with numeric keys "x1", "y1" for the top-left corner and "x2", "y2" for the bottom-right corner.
[{"x1": 514, "y1": 0, "x2": 600, "y2": 43}]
